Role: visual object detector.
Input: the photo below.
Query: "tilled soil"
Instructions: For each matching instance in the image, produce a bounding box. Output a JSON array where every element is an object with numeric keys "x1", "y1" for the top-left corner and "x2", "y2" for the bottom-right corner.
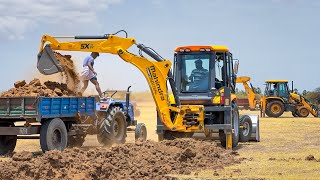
[{"x1": 0, "y1": 139, "x2": 239, "y2": 180}]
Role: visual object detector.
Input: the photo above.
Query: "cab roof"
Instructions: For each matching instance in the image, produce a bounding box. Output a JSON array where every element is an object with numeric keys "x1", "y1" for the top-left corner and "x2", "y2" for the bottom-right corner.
[
  {"x1": 174, "y1": 45, "x2": 229, "y2": 52},
  {"x1": 265, "y1": 80, "x2": 288, "y2": 83}
]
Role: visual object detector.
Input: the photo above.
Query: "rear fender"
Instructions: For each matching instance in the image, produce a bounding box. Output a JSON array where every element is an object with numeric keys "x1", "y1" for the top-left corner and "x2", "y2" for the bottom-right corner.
[{"x1": 265, "y1": 97, "x2": 285, "y2": 104}]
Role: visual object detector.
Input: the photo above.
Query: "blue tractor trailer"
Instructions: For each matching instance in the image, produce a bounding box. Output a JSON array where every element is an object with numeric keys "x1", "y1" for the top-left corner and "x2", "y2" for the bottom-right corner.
[{"x1": 0, "y1": 86, "x2": 146, "y2": 155}]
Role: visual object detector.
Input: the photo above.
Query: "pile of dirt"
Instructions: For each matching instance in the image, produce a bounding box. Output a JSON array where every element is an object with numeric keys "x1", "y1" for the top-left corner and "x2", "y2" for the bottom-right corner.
[
  {"x1": 53, "y1": 52, "x2": 80, "y2": 91},
  {"x1": 0, "y1": 139, "x2": 239, "y2": 179},
  {"x1": 0, "y1": 78, "x2": 76, "y2": 97}
]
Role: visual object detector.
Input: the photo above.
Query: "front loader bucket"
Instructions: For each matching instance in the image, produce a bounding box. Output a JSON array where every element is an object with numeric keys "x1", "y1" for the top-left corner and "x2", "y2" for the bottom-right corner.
[{"x1": 37, "y1": 45, "x2": 64, "y2": 75}]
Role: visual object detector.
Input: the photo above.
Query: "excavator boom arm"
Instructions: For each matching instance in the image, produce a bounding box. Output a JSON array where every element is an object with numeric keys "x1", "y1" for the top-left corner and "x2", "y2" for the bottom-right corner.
[{"x1": 38, "y1": 34, "x2": 188, "y2": 131}]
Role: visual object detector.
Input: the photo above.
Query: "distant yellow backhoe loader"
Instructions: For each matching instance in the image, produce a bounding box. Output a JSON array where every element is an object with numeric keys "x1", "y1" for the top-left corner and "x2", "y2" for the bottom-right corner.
[{"x1": 260, "y1": 80, "x2": 319, "y2": 118}]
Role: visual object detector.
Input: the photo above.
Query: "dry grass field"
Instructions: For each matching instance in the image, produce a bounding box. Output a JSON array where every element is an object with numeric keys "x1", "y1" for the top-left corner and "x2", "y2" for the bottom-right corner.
[{"x1": 2, "y1": 100, "x2": 320, "y2": 179}]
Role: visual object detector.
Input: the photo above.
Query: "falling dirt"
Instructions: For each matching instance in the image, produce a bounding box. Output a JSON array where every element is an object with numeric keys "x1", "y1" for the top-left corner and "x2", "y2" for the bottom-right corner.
[
  {"x1": 53, "y1": 52, "x2": 80, "y2": 91},
  {"x1": 0, "y1": 79, "x2": 76, "y2": 97},
  {"x1": 0, "y1": 139, "x2": 239, "y2": 179}
]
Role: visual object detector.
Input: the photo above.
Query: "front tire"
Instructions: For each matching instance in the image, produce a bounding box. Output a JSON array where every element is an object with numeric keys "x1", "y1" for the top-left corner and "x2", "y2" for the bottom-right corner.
[
  {"x1": 239, "y1": 115, "x2": 252, "y2": 142},
  {"x1": 135, "y1": 123, "x2": 147, "y2": 141},
  {"x1": 40, "y1": 118, "x2": 68, "y2": 152},
  {"x1": 297, "y1": 106, "x2": 309, "y2": 117},
  {"x1": 97, "y1": 107, "x2": 127, "y2": 146},
  {"x1": 265, "y1": 100, "x2": 285, "y2": 118}
]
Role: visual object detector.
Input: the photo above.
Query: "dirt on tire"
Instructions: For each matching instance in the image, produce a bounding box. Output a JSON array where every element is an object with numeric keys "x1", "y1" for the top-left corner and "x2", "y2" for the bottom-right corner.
[{"x1": 0, "y1": 139, "x2": 240, "y2": 179}]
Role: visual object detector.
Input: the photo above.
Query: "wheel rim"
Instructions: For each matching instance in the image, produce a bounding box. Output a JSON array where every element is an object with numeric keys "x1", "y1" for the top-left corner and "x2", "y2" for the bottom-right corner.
[
  {"x1": 242, "y1": 121, "x2": 250, "y2": 136},
  {"x1": 300, "y1": 108, "x2": 308, "y2": 116},
  {"x1": 271, "y1": 104, "x2": 281, "y2": 114},
  {"x1": 52, "y1": 129, "x2": 62, "y2": 147}
]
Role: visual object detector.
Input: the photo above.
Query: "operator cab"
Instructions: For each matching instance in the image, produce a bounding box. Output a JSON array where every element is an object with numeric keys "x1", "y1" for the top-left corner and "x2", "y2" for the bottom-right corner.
[
  {"x1": 264, "y1": 80, "x2": 290, "y2": 101},
  {"x1": 173, "y1": 46, "x2": 238, "y2": 105}
]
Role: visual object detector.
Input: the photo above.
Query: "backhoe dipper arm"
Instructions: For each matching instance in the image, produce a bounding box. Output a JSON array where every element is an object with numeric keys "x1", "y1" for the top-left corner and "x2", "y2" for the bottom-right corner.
[
  {"x1": 38, "y1": 34, "x2": 185, "y2": 130},
  {"x1": 236, "y1": 76, "x2": 257, "y2": 109}
]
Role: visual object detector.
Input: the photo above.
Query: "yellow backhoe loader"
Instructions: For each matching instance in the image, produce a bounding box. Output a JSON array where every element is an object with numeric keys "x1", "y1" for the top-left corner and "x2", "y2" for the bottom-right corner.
[
  {"x1": 37, "y1": 30, "x2": 255, "y2": 149},
  {"x1": 260, "y1": 80, "x2": 319, "y2": 118},
  {"x1": 236, "y1": 76, "x2": 259, "y2": 110}
]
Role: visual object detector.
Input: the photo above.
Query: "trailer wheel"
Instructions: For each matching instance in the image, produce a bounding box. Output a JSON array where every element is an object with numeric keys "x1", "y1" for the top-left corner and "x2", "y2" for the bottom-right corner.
[
  {"x1": 265, "y1": 100, "x2": 285, "y2": 118},
  {"x1": 219, "y1": 103, "x2": 239, "y2": 148},
  {"x1": 135, "y1": 123, "x2": 147, "y2": 141},
  {"x1": 40, "y1": 118, "x2": 68, "y2": 152},
  {"x1": 97, "y1": 106, "x2": 127, "y2": 146},
  {"x1": 239, "y1": 115, "x2": 252, "y2": 142},
  {"x1": 67, "y1": 135, "x2": 86, "y2": 148},
  {"x1": 0, "y1": 123, "x2": 17, "y2": 156},
  {"x1": 297, "y1": 106, "x2": 309, "y2": 118}
]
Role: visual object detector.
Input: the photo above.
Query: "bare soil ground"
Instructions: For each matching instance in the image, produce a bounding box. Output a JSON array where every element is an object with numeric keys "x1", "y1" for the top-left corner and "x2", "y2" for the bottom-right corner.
[{"x1": 0, "y1": 139, "x2": 238, "y2": 179}]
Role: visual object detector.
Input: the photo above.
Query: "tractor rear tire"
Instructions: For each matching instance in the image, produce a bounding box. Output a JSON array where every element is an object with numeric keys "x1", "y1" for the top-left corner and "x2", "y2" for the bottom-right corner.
[
  {"x1": 219, "y1": 103, "x2": 240, "y2": 148},
  {"x1": 0, "y1": 123, "x2": 17, "y2": 156},
  {"x1": 297, "y1": 106, "x2": 309, "y2": 118},
  {"x1": 265, "y1": 101, "x2": 285, "y2": 118},
  {"x1": 40, "y1": 118, "x2": 68, "y2": 152},
  {"x1": 97, "y1": 107, "x2": 127, "y2": 146},
  {"x1": 239, "y1": 115, "x2": 252, "y2": 142}
]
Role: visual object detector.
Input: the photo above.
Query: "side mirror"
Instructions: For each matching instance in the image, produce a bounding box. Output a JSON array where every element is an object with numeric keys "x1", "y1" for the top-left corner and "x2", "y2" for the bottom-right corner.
[{"x1": 233, "y1": 59, "x2": 239, "y2": 74}]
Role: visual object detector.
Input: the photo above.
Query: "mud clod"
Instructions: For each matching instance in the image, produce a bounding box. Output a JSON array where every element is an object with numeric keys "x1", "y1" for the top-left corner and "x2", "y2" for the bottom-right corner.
[
  {"x1": 305, "y1": 155, "x2": 316, "y2": 161},
  {"x1": 14, "y1": 80, "x2": 26, "y2": 88}
]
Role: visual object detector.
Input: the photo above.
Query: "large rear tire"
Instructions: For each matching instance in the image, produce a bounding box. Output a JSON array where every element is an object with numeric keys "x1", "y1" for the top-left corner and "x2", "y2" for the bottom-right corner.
[
  {"x1": 0, "y1": 123, "x2": 17, "y2": 156},
  {"x1": 219, "y1": 103, "x2": 239, "y2": 148},
  {"x1": 97, "y1": 107, "x2": 127, "y2": 146},
  {"x1": 265, "y1": 100, "x2": 285, "y2": 118},
  {"x1": 40, "y1": 118, "x2": 68, "y2": 152}
]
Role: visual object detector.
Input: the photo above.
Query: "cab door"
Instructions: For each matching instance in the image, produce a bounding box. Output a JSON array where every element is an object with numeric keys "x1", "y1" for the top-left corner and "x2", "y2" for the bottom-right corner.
[{"x1": 278, "y1": 82, "x2": 290, "y2": 102}]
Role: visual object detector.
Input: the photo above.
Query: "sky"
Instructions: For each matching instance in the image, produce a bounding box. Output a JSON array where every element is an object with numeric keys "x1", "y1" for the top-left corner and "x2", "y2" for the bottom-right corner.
[{"x1": 0, "y1": 0, "x2": 319, "y2": 93}]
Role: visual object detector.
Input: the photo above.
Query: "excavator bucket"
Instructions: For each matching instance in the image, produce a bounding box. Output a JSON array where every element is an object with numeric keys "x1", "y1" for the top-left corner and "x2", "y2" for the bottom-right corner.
[{"x1": 37, "y1": 45, "x2": 64, "y2": 75}]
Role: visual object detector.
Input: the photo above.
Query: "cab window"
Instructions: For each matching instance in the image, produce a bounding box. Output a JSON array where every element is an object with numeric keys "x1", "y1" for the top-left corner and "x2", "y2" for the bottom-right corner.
[{"x1": 181, "y1": 54, "x2": 210, "y2": 92}]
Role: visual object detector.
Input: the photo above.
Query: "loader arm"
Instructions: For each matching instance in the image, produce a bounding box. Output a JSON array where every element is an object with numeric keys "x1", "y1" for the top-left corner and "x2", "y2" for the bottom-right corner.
[
  {"x1": 236, "y1": 76, "x2": 257, "y2": 110},
  {"x1": 38, "y1": 34, "x2": 203, "y2": 131}
]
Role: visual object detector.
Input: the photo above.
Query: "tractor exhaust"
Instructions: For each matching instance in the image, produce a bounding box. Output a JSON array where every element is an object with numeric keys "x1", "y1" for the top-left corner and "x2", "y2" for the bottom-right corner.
[{"x1": 37, "y1": 45, "x2": 64, "y2": 75}]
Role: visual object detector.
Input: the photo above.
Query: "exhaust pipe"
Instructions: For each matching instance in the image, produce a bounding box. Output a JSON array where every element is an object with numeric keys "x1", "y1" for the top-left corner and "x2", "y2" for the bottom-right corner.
[{"x1": 37, "y1": 45, "x2": 64, "y2": 75}]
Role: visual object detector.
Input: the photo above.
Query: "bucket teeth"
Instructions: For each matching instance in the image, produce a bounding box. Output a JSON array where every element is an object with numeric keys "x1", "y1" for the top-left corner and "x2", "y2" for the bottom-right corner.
[{"x1": 37, "y1": 45, "x2": 64, "y2": 75}]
